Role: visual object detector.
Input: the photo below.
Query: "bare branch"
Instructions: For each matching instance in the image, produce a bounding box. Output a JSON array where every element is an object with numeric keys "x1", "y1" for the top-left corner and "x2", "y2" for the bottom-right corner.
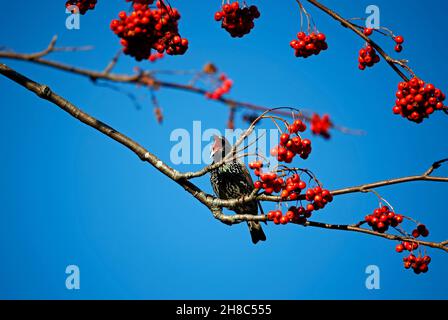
[
  {"x1": 103, "y1": 50, "x2": 122, "y2": 75},
  {"x1": 203, "y1": 209, "x2": 448, "y2": 253},
  {"x1": 0, "y1": 37, "x2": 362, "y2": 135},
  {"x1": 304, "y1": 221, "x2": 448, "y2": 253}
]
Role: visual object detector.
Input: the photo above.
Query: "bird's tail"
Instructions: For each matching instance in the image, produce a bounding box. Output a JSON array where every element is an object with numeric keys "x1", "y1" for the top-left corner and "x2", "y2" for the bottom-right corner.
[{"x1": 247, "y1": 221, "x2": 266, "y2": 244}]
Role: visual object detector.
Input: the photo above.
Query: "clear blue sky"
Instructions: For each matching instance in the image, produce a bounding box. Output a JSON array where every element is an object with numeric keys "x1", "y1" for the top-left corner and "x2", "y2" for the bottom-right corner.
[{"x1": 0, "y1": 0, "x2": 447, "y2": 299}]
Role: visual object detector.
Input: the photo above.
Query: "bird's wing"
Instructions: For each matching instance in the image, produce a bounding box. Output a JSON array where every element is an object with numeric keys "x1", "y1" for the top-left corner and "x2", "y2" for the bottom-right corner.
[{"x1": 239, "y1": 160, "x2": 255, "y2": 187}]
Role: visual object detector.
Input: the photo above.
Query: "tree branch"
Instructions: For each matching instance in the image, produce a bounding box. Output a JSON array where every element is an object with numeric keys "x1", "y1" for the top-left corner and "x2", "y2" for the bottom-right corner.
[
  {"x1": 1, "y1": 63, "x2": 447, "y2": 254},
  {"x1": 0, "y1": 37, "x2": 363, "y2": 135}
]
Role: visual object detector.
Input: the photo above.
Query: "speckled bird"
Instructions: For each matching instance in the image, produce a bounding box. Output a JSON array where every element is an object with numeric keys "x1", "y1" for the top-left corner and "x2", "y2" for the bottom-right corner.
[{"x1": 210, "y1": 135, "x2": 266, "y2": 244}]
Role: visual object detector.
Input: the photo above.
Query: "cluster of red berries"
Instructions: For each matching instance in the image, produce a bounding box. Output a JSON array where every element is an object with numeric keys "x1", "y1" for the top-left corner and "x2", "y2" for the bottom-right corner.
[
  {"x1": 393, "y1": 35, "x2": 404, "y2": 52},
  {"x1": 394, "y1": 224, "x2": 431, "y2": 274},
  {"x1": 358, "y1": 45, "x2": 380, "y2": 70},
  {"x1": 402, "y1": 254, "x2": 431, "y2": 274},
  {"x1": 290, "y1": 32, "x2": 328, "y2": 58},
  {"x1": 214, "y1": 2, "x2": 260, "y2": 38},
  {"x1": 205, "y1": 74, "x2": 233, "y2": 100},
  {"x1": 110, "y1": 1, "x2": 188, "y2": 61},
  {"x1": 149, "y1": 52, "x2": 164, "y2": 62},
  {"x1": 393, "y1": 77, "x2": 446, "y2": 123},
  {"x1": 251, "y1": 168, "x2": 308, "y2": 199},
  {"x1": 305, "y1": 186, "x2": 333, "y2": 211},
  {"x1": 249, "y1": 163, "x2": 284, "y2": 195},
  {"x1": 412, "y1": 224, "x2": 430, "y2": 238},
  {"x1": 267, "y1": 206, "x2": 311, "y2": 225},
  {"x1": 365, "y1": 206, "x2": 404, "y2": 233},
  {"x1": 310, "y1": 113, "x2": 331, "y2": 139},
  {"x1": 280, "y1": 174, "x2": 307, "y2": 200},
  {"x1": 395, "y1": 240, "x2": 419, "y2": 253},
  {"x1": 65, "y1": 0, "x2": 97, "y2": 14},
  {"x1": 270, "y1": 120, "x2": 311, "y2": 163},
  {"x1": 252, "y1": 171, "x2": 285, "y2": 195},
  {"x1": 265, "y1": 186, "x2": 333, "y2": 225}
]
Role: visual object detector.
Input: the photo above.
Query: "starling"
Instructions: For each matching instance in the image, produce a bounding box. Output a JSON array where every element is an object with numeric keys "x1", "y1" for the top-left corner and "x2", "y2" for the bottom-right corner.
[{"x1": 210, "y1": 135, "x2": 266, "y2": 244}]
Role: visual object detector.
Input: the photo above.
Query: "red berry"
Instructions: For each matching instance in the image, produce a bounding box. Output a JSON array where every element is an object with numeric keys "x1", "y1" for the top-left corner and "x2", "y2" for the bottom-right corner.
[
  {"x1": 280, "y1": 216, "x2": 289, "y2": 225},
  {"x1": 280, "y1": 133, "x2": 290, "y2": 145},
  {"x1": 412, "y1": 229, "x2": 420, "y2": 238},
  {"x1": 363, "y1": 28, "x2": 373, "y2": 36},
  {"x1": 394, "y1": 35, "x2": 404, "y2": 44},
  {"x1": 274, "y1": 210, "x2": 282, "y2": 220},
  {"x1": 394, "y1": 44, "x2": 403, "y2": 52},
  {"x1": 214, "y1": 11, "x2": 223, "y2": 21},
  {"x1": 286, "y1": 210, "x2": 295, "y2": 220}
]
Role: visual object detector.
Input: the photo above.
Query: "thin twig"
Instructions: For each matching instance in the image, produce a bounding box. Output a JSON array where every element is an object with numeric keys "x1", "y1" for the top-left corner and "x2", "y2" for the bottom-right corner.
[{"x1": 0, "y1": 37, "x2": 363, "y2": 136}]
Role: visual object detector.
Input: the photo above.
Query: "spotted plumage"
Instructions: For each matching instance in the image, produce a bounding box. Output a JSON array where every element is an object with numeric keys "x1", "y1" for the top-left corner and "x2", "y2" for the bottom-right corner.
[{"x1": 210, "y1": 136, "x2": 266, "y2": 244}]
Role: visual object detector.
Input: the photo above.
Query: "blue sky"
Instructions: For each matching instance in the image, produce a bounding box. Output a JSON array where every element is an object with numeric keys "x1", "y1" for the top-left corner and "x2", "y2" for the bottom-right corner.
[{"x1": 0, "y1": 0, "x2": 447, "y2": 299}]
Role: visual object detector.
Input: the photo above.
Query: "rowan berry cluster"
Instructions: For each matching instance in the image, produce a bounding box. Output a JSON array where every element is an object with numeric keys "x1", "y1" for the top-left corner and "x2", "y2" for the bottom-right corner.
[
  {"x1": 251, "y1": 169, "x2": 288, "y2": 196},
  {"x1": 358, "y1": 45, "x2": 380, "y2": 70},
  {"x1": 395, "y1": 224, "x2": 431, "y2": 274},
  {"x1": 304, "y1": 186, "x2": 333, "y2": 212},
  {"x1": 65, "y1": 0, "x2": 97, "y2": 14},
  {"x1": 365, "y1": 206, "x2": 403, "y2": 233},
  {"x1": 110, "y1": 1, "x2": 188, "y2": 61},
  {"x1": 149, "y1": 52, "x2": 164, "y2": 62},
  {"x1": 395, "y1": 241, "x2": 419, "y2": 253},
  {"x1": 214, "y1": 2, "x2": 260, "y2": 38},
  {"x1": 205, "y1": 74, "x2": 233, "y2": 100},
  {"x1": 412, "y1": 224, "x2": 430, "y2": 238},
  {"x1": 290, "y1": 32, "x2": 328, "y2": 58},
  {"x1": 250, "y1": 167, "x2": 308, "y2": 199},
  {"x1": 402, "y1": 254, "x2": 431, "y2": 274},
  {"x1": 267, "y1": 206, "x2": 311, "y2": 225},
  {"x1": 393, "y1": 77, "x2": 446, "y2": 123},
  {"x1": 265, "y1": 186, "x2": 333, "y2": 225},
  {"x1": 270, "y1": 119, "x2": 311, "y2": 163},
  {"x1": 310, "y1": 113, "x2": 331, "y2": 139}
]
